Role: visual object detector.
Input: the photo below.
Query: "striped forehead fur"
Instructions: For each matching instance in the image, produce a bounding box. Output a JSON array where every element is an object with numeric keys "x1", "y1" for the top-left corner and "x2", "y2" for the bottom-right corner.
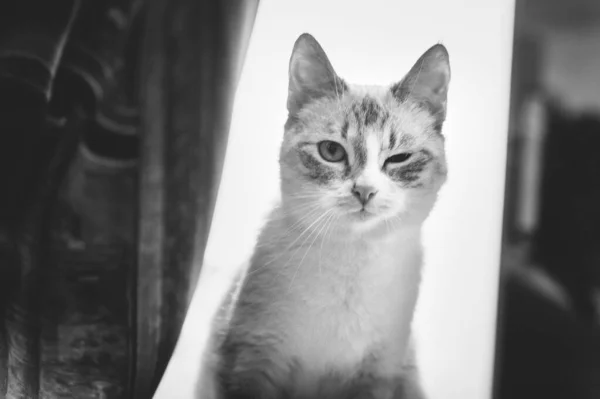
[{"x1": 285, "y1": 84, "x2": 442, "y2": 148}]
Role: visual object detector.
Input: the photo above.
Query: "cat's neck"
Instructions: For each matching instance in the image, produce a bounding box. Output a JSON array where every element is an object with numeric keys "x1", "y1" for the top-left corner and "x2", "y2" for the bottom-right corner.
[
  {"x1": 274, "y1": 203, "x2": 422, "y2": 247},
  {"x1": 257, "y1": 205, "x2": 423, "y2": 281}
]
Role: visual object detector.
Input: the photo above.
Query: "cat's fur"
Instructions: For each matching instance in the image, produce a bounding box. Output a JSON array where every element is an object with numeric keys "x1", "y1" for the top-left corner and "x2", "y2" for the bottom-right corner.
[{"x1": 209, "y1": 33, "x2": 451, "y2": 399}]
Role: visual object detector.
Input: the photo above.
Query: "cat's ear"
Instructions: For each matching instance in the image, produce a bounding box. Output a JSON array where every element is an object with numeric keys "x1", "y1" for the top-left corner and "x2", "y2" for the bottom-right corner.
[
  {"x1": 391, "y1": 44, "x2": 450, "y2": 120},
  {"x1": 287, "y1": 33, "x2": 346, "y2": 115}
]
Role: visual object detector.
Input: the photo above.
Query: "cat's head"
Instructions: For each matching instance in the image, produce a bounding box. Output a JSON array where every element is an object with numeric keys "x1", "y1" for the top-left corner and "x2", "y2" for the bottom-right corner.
[{"x1": 279, "y1": 33, "x2": 450, "y2": 235}]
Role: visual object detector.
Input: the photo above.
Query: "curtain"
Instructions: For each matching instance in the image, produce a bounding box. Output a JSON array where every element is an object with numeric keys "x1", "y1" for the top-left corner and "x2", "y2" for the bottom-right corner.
[{"x1": 0, "y1": 0, "x2": 259, "y2": 397}]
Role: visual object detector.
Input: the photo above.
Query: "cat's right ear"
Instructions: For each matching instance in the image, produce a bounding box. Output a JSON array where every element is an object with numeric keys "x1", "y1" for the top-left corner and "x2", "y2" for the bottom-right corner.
[
  {"x1": 391, "y1": 44, "x2": 451, "y2": 122},
  {"x1": 287, "y1": 33, "x2": 346, "y2": 116}
]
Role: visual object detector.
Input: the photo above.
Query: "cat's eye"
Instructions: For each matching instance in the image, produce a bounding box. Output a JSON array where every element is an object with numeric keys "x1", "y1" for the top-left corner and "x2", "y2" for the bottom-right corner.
[
  {"x1": 385, "y1": 153, "x2": 413, "y2": 165},
  {"x1": 318, "y1": 140, "x2": 346, "y2": 162}
]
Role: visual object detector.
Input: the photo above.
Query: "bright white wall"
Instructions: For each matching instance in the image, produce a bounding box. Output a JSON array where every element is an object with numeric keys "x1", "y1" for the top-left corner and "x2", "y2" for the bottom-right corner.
[{"x1": 155, "y1": 1, "x2": 515, "y2": 398}]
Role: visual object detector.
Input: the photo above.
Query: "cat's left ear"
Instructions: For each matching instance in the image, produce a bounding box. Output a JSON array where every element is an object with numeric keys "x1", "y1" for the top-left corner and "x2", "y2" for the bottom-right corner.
[
  {"x1": 391, "y1": 44, "x2": 451, "y2": 121},
  {"x1": 287, "y1": 33, "x2": 346, "y2": 116}
]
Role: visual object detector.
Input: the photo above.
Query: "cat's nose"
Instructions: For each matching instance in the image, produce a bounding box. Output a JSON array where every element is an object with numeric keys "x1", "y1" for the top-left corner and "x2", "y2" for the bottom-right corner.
[{"x1": 352, "y1": 185, "x2": 378, "y2": 206}]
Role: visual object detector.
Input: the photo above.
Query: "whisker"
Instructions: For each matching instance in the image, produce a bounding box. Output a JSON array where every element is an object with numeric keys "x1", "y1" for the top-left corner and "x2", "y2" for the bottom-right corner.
[
  {"x1": 318, "y1": 212, "x2": 338, "y2": 275},
  {"x1": 280, "y1": 205, "x2": 324, "y2": 236},
  {"x1": 309, "y1": 211, "x2": 335, "y2": 277},
  {"x1": 266, "y1": 201, "x2": 323, "y2": 225},
  {"x1": 384, "y1": 218, "x2": 392, "y2": 235},
  {"x1": 285, "y1": 193, "x2": 326, "y2": 200},
  {"x1": 246, "y1": 209, "x2": 331, "y2": 277},
  {"x1": 285, "y1": 209, "x2": 333, "y2": 290},
  {"x1": 292, "y1": 222, "x2": 328, "y2": 287}
]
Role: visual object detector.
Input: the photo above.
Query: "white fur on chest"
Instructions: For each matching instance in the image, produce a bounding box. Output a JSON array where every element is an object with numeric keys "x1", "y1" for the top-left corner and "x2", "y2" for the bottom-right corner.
[{"x1": 239, "y1": 217, "x2": 423, "y2": 381}]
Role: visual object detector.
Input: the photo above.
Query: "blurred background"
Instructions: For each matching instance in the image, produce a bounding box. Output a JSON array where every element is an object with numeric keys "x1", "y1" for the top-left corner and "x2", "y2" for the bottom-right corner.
[{"x1": 495, "y1": 0, "x2": 600, "y2": 398}]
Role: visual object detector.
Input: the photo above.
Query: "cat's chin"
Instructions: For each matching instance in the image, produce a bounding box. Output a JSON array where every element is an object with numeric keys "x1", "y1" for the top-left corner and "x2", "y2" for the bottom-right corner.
[
  {"x1": 349, "y1": 209, "x2": 376, "y2": 220},
  {"x1": 343, "y1": 209, "x2": 389, "y2": 233}
]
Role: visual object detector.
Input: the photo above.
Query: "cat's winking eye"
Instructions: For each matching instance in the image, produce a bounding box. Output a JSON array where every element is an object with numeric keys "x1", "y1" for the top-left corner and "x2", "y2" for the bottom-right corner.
[
  {"x1": 385, "y1": 153, "x2": 413, "y2": 166},
  {"x1": 318, "y1": 140, "x2": 346, "y2": 163}
]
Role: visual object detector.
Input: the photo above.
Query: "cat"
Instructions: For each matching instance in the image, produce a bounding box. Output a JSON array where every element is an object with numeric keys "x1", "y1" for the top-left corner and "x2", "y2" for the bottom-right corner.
[{"x1": 208, "y1": 33, "x2": 451, "y2": 399}]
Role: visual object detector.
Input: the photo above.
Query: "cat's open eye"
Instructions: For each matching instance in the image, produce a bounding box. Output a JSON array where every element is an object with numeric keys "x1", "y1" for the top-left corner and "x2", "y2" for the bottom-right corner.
[
  {"x1": 318, "y1": 140, "x2": 346, "y2": 162},
  {"x1": 385, "y1": 152, "x2": 413, "y2": 165}
]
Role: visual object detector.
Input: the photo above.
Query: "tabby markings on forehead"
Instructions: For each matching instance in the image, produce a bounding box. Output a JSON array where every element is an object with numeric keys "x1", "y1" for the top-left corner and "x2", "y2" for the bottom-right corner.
[
  {"x1": 326, "y1": 122, "x2": 338, "y2": 135},
  {"x1": 351, "y1": 102, "x2": 363, "y2": 132},
  {"x1": 349, "y1": 97, "x2": 385, "y2": 130},
  {"x1": 351, "y1": 138, "x2": 367, "y2": 170},
  {"x1": 364, "y1": 97, "x2": 389, "y2": 128},
  {"x1": 340, "y1": 119, "x2": 349, "y2": 139}
]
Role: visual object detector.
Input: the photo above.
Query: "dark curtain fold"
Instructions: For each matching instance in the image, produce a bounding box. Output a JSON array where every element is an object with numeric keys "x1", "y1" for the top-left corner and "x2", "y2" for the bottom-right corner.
[
  {"x1": 135, "y1": 0, "x2": 259, "y2": 397},
  {"x1": 1, "y1": 0, "x2": 259, "y2": 397},
  {"x1": 0, "y1": 2, "x2": 81, "y2": 397}
]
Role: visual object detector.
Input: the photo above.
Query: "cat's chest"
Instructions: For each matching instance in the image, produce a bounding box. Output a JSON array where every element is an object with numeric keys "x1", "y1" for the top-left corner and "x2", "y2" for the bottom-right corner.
[
  {"x1": 284, "y1": 243, "x2": 406, "y2": 312},
  {"x1": 263, "y1": 238, "x2": 421, "y2": 374}
]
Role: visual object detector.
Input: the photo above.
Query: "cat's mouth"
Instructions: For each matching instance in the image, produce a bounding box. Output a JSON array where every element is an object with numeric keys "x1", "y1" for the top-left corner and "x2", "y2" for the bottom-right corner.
[{"x1": 351, "y1": 208, "x2": 376, "y2": 220}]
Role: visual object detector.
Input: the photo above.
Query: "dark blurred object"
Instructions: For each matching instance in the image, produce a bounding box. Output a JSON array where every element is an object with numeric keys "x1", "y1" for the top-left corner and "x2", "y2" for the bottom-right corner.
[
  {"x1": 0, "y1": 0, "x2": 79, "y2": 231},
  {"x1": 495, "y1": 0, "x2": 600, "y2": 398},
  {"x1": 501, "y1": 33, "x2": 543, "y2": 245},
  {"x1": 0, "y1": 0, "x2": 259, "y2": 397},
  {"x1": 495, "y1": 267, "x2": 600, "y2": 399},
  {"x1": 518, "y1": 0, "x2": 600, "y2": 32},
  {"x1": 135, "y1": 0, "x2": 259, "y2": 397},
  {"x1": 533, "y1": 105, "x2": 600, "y2": 323}
]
